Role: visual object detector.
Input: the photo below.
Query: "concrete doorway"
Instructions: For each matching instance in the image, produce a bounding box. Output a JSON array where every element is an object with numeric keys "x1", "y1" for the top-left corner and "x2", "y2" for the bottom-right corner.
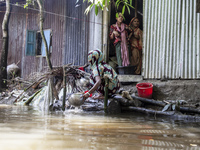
[{"x1": 109, "y1": 0, "x2": 143, "y2": 82}]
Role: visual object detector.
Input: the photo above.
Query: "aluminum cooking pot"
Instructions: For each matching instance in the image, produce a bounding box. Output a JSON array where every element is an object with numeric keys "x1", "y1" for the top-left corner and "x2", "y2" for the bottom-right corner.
[
  {"x1": 79, "y1": 78, "x2": 89, "y2": 87},
  {"x1": 68, "y1": 93, "x2": 84, "y2": 107}
]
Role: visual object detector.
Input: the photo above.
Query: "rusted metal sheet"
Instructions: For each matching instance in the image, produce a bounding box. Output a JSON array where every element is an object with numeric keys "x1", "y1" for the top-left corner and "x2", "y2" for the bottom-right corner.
[
  {"x1": 63, "y1": 0, "x2": 89, "y2": 66},
  {"x1": 143, "y1": 0, "x2": 200, "y2": 79},
  {"x1": 0, "y1": 0, "x2": 89, "y2": 78}
]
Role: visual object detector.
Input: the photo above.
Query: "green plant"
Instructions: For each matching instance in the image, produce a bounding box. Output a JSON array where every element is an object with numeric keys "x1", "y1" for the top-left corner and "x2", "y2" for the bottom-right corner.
[
  {"x1": 80, "y1": 0, "x2": 134, "y2": 16},
  {"x1": 162, "y1": 100, "x2": 187, "y2": 112},
  {"x1": 11, "y1": 71, "x2": 16, "y2": 79},
  {"x1": 24, "y1": 0, "x2": 33, "y2": 8},
  {"x1": 2, "y1": 67, "x2": 5, "y2": 71},
  {"x1": 115, "y1": 0, "x2": 133, "y2": 14}
]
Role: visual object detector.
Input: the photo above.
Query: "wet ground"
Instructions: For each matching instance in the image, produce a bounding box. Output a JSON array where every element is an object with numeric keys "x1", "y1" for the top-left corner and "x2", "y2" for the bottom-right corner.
[{"x1": 0, "y1": 104, "x2": 200, "y2": 150}]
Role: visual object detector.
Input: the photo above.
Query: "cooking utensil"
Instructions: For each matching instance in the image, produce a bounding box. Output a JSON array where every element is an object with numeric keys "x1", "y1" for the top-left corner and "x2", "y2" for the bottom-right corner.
[
  {"x1": 68, "y1": 93, "x2": 84, "y2": 107},
  {"x1": 79, "y1": 78, "x2": 89, "y2": 87}
]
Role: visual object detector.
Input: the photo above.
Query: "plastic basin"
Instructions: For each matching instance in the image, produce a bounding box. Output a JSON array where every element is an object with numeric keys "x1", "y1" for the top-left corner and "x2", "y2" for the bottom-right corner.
[
  {"x1": 136, "y1": 82, "x2": 153, "y2": 99},
  {"x1": 116, "y1": 66, "x2": 136, "y2": 75}
]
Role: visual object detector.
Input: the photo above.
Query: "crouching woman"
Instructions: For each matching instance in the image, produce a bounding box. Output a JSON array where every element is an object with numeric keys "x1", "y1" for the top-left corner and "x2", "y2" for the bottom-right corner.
[{"x1": 83, "y1": 49, "x2": 120, "y2": 100}]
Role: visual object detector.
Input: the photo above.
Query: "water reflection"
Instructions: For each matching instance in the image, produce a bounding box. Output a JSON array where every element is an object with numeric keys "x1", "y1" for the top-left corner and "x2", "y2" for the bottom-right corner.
[{"x1": 0, "y1": 105, "x2": 200, "y2": 150}]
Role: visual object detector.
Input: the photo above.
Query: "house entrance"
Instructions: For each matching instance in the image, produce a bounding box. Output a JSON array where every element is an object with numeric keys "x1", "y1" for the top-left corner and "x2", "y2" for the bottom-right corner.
[{"x1": 109, "y1": 0, "x2": 143, "y2": 76}]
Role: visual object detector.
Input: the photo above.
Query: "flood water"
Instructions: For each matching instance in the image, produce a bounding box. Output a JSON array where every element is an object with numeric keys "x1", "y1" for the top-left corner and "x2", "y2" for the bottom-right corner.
[{"x1": 0, "y1": 104, "x2": 200, "y2": 150}]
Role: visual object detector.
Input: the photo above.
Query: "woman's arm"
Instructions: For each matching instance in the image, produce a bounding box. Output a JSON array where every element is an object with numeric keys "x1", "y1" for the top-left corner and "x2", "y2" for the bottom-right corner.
[
  {"x1": 128, "y1": 32, "x2": 133, "y2": 40},
  {"x1": 110, "y1": 31, "x2": 115, "y2": 39},
  {"x1": 83, "y1": 76, "x2": 101, "y2": 99},
  {"x1": 109, "y1": 25, "x2": 114, "y2": 39},
  {"x1": 110, "y1": 24, "x2": 120, "y2": 40}
]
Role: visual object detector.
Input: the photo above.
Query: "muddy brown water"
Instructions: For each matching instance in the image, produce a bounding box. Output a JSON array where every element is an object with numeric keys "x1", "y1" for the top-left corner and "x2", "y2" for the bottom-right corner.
[{"x1": 0, "y1": 104, "x2": 200, "y2": 150}]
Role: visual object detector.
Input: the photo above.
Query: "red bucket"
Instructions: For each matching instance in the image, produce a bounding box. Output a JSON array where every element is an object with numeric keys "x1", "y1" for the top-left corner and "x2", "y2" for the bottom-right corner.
[{"x1": 136, "y1": 83, "x2": 153, "y2": 99}]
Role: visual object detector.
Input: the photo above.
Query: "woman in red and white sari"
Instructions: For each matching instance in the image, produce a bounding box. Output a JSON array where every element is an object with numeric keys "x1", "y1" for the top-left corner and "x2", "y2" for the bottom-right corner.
[{"x1": 109, "y1": 13, "x2": 131, "y2": 67}]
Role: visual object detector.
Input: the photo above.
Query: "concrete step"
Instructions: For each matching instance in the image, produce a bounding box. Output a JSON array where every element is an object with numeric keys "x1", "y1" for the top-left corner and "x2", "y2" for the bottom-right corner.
[{"x1": 118, "y1": 75, "x2": 143, "y2": 83}]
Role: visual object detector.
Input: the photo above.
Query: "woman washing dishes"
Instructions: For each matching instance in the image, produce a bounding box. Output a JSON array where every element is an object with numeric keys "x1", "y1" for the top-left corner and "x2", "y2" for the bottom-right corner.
[{"x1": 82, "y1": 49, "x2": 120, "y2": 100}]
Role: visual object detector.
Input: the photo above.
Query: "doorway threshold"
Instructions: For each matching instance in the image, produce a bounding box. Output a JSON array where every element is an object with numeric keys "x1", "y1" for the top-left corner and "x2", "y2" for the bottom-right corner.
[{"x1": 118, "y1": 75, "x2": 143, "y2": 83}]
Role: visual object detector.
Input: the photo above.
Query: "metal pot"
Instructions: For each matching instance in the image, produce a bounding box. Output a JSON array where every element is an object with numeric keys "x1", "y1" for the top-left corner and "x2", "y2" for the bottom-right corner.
[
  {"x1": 68, "y1": 93, "x2": 84, "y2": 107},
  {"x1": 79, "y1": 78, "x2": 89, "y2": 87}
]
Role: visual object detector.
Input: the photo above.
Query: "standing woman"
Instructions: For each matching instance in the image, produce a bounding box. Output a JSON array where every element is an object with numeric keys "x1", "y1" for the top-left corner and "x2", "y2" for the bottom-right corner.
[
  {"x1": 129, "y1": 17, "x2": 143, "y2": 75},
  {"x1": 82, "y1": 49, "x2": 120, "y2": 100},
  {"x1": 110, "y1": 13, "x2": 130, "y2": 67}
]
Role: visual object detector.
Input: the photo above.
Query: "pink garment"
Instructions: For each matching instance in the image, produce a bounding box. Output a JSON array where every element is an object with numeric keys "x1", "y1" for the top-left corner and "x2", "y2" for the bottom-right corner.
[{"x1": 116, "y1": 23, "x2": 130, "y2": 66}]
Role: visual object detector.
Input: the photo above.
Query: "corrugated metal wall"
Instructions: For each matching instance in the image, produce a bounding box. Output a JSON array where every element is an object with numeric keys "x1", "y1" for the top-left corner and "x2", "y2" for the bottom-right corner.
[
  {"x1": 0, "y1": 0, "x2": 67, "y2": 78},
  {"x1": 0, "y1": 6, "x2": 5, "y2": 60},
  {"x1": 0, "y1": 0, "x2": 90, "y2": 78},
  {"x1": 143, "y1": 0, "x2": 200, "y2": 79},
  {"x1": 63, "y1": 1, "x2": 89, "y2": 65},
  {"x1": 21, "y1": 0, "x2": 67, "y2": 78},
  {"x1": 88, "y1": 8, "x2": 103, "y2": 52}
]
